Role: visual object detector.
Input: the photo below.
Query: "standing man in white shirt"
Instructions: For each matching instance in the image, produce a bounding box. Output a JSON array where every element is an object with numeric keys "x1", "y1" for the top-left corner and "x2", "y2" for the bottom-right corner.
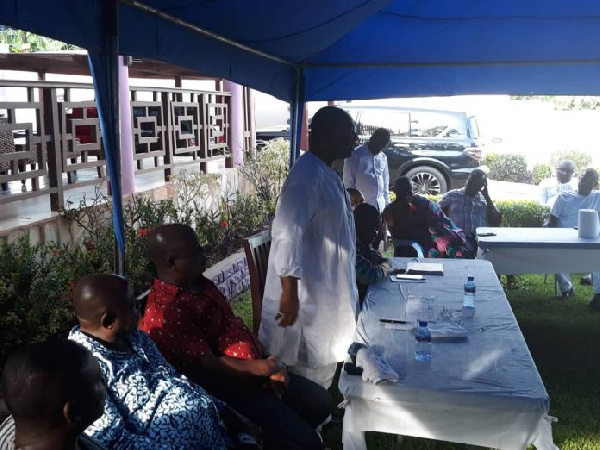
[
  {"x1": 343, "y1": 128, "x2": 391, "y2": 213},
  {"x1": 549, "y1": 168, "x2": 600, "y2": 306},
  {"x1": 259, "y1": 106, "x2": 359, "y2": 389},
  {"x1": 538, "y1": 159, "x2": 577, "y2": 208}
]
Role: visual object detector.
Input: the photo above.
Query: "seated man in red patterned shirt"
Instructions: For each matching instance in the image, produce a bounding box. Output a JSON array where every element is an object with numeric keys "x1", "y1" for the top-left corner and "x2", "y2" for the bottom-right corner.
[{"x1": 140, "y1": 223, "x2": 332, "y2": 450}]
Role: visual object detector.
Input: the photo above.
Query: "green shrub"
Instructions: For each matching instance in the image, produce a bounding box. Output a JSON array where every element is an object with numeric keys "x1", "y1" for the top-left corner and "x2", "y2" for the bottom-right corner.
[
  {"x1": 496, "y1": 200, "x2": 550, "y2": 227},
  {"x1": 0, "y1": 237, "x2": 88, "y2": 368},
  {"x1": 532, "y1": 163, "x2": 553, "y2": 185},
  {"x1": 488, "y1": 154, "x2": 530, "y2": 183},
  {"x1": 482, "y1": 152, "x2": 501, "y2": 169},
  {"x1": 239, "y1": 138, "x2": 289, "y2": 213},
  {"x1": 550, "y1": 150, "x2": 593, "y2": 174}
]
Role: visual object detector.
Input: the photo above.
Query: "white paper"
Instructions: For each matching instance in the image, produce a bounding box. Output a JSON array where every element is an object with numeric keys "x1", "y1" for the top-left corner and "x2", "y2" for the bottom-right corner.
[
  {"x1": 405, "y1": 295, "x2": 437, "y2": 326},
  {"x1": 389, "y1": 274, "x2": 426, "y2": 282}
]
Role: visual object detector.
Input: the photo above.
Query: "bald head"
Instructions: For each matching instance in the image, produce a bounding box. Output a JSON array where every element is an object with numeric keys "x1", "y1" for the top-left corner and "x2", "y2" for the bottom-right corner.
[
  {"x1": 148, "y1": 224, "x2": 206, "y2": 286},
  {"x1": 73, "y1": 274, "x2": 137, "y2": 343},
  {"x1": 556, "y1": 159, "x2": 575, "y2": 183},
  {"x1": 72, "y1": 274, "x2": 128, "y2": 322},
  {"x1": 309, "y1": 106, "x2": 356, "y2": 164},
  {"x1": 148, "y1": 223, "x2": 197, "y2": 267}
]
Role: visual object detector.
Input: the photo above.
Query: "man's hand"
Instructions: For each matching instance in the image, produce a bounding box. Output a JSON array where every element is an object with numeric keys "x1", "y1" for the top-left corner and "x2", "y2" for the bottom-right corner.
[
  {"x1": 278, "y1": 277, "x2": 300, "y2": 327},
  {"x1": 481, "y1": 181, "x2": 491, "y2": 199},
  {"x1": 268, "y1": 364, "x2": 289, "y2": 399},
  {"x1": 262, "y1": 355, "x2": 286, "y2": 376}
]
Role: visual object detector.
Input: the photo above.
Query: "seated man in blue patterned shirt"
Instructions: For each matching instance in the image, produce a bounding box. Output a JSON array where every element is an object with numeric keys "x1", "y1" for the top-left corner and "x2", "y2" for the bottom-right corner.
[
  {"x1": 68, "y1": 274, "x2": 261, "y2": 450},
  {"x1": 354, "y1": 203, "x2": 391, "y2": 306}
]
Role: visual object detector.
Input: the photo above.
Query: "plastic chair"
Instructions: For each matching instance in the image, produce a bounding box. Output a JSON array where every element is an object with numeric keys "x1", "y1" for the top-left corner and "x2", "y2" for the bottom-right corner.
[
  {"x1": 392, "y1": 239, "x2": 425, "y2": 258},
  {"x1": 243, "y1": 230, "x2": 272, "y2": 336}
]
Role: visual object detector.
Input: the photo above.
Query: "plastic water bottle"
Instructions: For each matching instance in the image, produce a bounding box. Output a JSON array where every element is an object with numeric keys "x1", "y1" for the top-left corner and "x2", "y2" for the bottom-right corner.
[
  {"x1": 462, "y1": 275, "x2": 476, "y2": 318},
  {"x1": 414, "y1": 320, "x2": 432, "y2": 361}
]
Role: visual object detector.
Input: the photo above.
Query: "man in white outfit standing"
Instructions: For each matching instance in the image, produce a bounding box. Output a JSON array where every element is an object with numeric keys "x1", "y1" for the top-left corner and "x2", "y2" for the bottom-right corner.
[
  {"x1": 259, "y1": 106, "x2": 359, "y2": 388},
  {"x1": 343, "y1": 127, "x2": 391, "y2": 213}
]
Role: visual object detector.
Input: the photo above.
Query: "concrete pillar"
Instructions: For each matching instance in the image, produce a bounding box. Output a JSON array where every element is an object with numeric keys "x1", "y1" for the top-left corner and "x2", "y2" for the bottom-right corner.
[
  {"x1": 223, "y1": 80, "x2": 244, "y2": 167},
  {"x1": 118, "y1": 56, "x2": 135, "y2": 195}
]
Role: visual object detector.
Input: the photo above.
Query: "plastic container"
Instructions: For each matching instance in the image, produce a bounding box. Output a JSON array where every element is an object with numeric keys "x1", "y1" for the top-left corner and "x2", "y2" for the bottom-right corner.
[
  {"x1": 462, "y1": 275, "x2": 476, "y2": 318},
  {"x1": 414, "y1": 320, "x2": 432, "y2": 361}
]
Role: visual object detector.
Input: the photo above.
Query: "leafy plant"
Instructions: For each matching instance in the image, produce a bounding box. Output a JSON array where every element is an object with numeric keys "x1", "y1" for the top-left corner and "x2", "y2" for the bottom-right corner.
[
  {"x1": 0, "y1": 237, "x2": 86, "y2": 368},
  {"x1": 496, "y1": 200, "x2": 550, "y2": 227},
  {"x1": 532, "y1": 163, "x2": 553, "y2": 185},
  {"x1": 239, "y1": 138, "x2": 289, "y2": 217},
  {"x1": 0, "y1": 28, "x2": 79, "y2": 52},
  {"x1": 550, "y1": 150, "x2": 593, "y2": 175},
  {"x1": 488, "y1": 154, "x2": 530, "y2": 183}
]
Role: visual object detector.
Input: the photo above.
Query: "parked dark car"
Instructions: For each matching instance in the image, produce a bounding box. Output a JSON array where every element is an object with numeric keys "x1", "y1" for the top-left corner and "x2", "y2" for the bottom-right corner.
[{"x1": 339, "y1": 105, "x2": 483, "y2": 195}]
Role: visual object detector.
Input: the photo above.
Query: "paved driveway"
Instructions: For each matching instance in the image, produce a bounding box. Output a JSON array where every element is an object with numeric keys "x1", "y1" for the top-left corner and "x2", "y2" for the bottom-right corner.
[{"x1": 487, "y1": 180, "x2": 539, "y2": 202}]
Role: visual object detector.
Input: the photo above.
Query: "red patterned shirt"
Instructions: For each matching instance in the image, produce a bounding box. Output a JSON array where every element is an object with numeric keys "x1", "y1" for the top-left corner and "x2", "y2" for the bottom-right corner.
[{"x1": 139, "y1": 277, "x2": 261, "y2": 367}]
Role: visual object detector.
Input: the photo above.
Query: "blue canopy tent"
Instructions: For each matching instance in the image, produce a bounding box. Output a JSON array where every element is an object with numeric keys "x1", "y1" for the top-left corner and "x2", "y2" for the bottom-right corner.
[{"x1": 3, "y1": 0, "x2": 600, "y2": 270}]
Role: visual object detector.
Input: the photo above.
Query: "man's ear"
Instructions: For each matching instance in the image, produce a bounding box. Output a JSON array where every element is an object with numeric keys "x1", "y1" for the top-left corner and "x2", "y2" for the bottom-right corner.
[
  {"x1": 166, "y1": 255, "x2": 176, "y2": 269},
  {"x1": 101, "y1": 312, "x2": 116, "y2": 330},
  {"x1": 63, "y1": 401, "x2": 80, "y2": 426}
]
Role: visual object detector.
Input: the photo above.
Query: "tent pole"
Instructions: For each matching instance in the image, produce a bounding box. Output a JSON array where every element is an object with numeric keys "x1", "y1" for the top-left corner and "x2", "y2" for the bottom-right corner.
[
  {"x1": 108, "y1": 0, "x2": 125, "y2": 275},
  {"x1": 289, "y1": 68, "x2": 304, "y2": 168}
]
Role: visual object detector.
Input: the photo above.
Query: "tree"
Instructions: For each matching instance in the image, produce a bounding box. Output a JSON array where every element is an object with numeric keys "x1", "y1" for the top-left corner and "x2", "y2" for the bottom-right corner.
[{"x1": 0, "y1": 27, "x2": 79, "y2": 52}]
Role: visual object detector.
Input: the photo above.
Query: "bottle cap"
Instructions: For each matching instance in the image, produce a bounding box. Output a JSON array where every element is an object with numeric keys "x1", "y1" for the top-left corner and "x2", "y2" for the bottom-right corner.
[
  {"x1": 418, "y1": 319, "x2": 428, "y2": 327},
  {"x1": 467, "y1": 275, "x2": 474, "y2": 281}
]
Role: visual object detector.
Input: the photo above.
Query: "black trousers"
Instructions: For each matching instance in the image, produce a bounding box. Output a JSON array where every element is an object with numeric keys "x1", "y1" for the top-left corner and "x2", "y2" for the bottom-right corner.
[{"x1": 191, "y1": 371, "x2": 332, "y2": 450}]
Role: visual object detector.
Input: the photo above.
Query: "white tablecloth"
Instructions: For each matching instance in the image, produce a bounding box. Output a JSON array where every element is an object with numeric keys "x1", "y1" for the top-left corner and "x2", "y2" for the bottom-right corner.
[
  {"x1": 339, "y1": 258, "x2": 557, "y2": 450},
  {"x1": 477, "y1": 227, "x2": 600, "y2": 275}
]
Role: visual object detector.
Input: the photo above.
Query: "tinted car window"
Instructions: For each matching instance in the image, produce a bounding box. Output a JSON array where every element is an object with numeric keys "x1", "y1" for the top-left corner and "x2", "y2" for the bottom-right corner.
[{"x1": 409, "y1": 111, "x2": 467, "y2": 138}]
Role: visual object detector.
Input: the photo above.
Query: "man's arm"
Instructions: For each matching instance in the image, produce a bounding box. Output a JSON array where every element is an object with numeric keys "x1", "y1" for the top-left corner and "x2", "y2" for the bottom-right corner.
[
  {"x1": 277, "y1": 276, "x2": 300, "y2": 327},
  {"x1": 191, "y1": 353, "x2": 286, "y2": 378},
  {"x1": 548, "y1": 214, "x2": 558, "y2": 227},
  {"x1": 481, "y1": 183, "x2": 502, "y2": 226},
  {"x1": 437, "y1": 192, "x2": 452, "y2": 216},
  {"x1": 382, "y1": 156, "x2": 390, "y2": 206},
  {"x1": 86, "y1": 391, "x2": 170, "y2": 450},
  {"x1": 356, "y1": 250, "x2": 390, "y2": 286}
]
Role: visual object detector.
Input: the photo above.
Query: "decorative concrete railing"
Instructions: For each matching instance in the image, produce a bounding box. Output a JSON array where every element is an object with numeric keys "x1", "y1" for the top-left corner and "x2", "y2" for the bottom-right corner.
[{"x1": 0, "y1": 81, "x2": 232, "y2": 210}]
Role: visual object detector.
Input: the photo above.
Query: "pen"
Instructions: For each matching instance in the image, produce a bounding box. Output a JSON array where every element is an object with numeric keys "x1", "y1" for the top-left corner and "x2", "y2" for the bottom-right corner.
[{"x1": 379, "y1": 319, "x2": 408, "y2": 324}]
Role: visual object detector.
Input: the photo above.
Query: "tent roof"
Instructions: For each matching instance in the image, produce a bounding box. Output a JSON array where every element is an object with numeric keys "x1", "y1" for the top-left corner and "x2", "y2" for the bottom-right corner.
[
  {"x1": 3, "y1": 0, "x2": 600, "y2": 102},
  {"x1": 0, "y1": 51, "x2": 220, "y2": 80}
]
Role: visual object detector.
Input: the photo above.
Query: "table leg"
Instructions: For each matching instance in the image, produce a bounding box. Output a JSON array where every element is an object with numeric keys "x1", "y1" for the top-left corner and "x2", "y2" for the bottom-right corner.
[{"x1": 342, "y1": 414, "x2": 367, "y2": 450}]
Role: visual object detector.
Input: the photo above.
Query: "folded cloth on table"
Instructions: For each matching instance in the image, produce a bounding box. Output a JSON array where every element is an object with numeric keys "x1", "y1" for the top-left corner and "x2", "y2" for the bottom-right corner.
[
  {"x1": 355, "y1": 347, "x2": 399, "y2": 384},
  {"x1": 428, "y1": 323, "x2": 468, "y2": 341}
]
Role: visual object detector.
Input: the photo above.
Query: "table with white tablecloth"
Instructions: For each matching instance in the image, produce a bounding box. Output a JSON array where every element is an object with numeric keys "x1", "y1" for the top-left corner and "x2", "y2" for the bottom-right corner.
[
  {"x1": 339, "y1": 258, "x2": 556, "y2": 450},
  {"x1": 476, "y1": 226, "x2": 600, "y2": 275}
]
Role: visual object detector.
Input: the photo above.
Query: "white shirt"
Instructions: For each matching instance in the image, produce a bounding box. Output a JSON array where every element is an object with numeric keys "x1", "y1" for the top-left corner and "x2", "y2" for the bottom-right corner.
[
  {"x1": 551, "y1": 191, "x2": 600, "y2": 228},
  {"x1": 538, "y1": 176, "x2": 578, "y2": 208},
  {"x1": 343, "y1": 143, "x2": 390, "y2": 212},
  {"x1": 259, "y1": 152, "x2": 357, "y2": 369}
]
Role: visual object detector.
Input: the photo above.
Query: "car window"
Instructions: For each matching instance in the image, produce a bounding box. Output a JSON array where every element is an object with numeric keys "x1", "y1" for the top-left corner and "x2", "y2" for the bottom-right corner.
[
  {"x1": 409, "y1": 112, "x2": 467, "y2": 138},
  {"x1": 346, "y1": 109, "x2": 410, "y2": 138}
]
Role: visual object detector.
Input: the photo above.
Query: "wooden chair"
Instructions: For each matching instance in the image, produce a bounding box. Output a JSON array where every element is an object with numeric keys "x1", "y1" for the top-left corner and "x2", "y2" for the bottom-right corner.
[{"x1": 243, "y1": 230, "x2": 271, "y2": 336}]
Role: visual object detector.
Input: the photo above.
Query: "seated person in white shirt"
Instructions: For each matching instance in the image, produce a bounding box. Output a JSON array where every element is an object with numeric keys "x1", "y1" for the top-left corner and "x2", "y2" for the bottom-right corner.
[
  {"x1": 549, "y1": 168, "x2": 600, "y2": 306},
  {"x1": 538, "y1": 159, "x2": 577, "y2": 208}
]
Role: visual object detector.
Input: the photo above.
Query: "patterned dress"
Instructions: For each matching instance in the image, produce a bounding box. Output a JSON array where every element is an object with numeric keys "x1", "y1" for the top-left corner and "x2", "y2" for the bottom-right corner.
[
  {"x1": 385, "y1": 195, "x2": 470, "y2": 259},
  {"x1": 68, "y1": 327, "x2": 229, "y2": 449}
]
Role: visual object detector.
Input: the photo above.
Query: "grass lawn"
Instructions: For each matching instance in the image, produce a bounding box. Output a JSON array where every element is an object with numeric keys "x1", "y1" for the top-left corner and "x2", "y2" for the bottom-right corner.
[{"x1": 231, "y1": 274, "x2": 600, "y2": 449}]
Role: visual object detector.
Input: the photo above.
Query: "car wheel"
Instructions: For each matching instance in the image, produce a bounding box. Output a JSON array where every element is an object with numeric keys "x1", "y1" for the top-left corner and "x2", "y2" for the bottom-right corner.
[{"x1": 404, "y1": 167, "x2": 447, "y2": 195}]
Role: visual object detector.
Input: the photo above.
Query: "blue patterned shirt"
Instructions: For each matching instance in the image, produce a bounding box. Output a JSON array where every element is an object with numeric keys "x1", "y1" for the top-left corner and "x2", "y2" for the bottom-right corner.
[{"x1": 68, "y1": 327, "x2": 229, "y2": 450}]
